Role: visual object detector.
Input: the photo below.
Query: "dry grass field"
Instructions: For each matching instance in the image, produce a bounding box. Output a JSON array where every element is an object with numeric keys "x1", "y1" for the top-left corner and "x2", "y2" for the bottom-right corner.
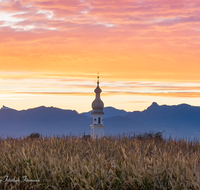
[{"x1": 0, "y1": 133, "x2": 200, "y2": 190}]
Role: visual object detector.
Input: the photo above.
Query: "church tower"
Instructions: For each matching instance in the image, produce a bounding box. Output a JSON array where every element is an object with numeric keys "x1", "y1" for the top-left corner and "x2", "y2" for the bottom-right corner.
[{"x1": 90, "y1": 75, "x2": 105, "y2": 138}]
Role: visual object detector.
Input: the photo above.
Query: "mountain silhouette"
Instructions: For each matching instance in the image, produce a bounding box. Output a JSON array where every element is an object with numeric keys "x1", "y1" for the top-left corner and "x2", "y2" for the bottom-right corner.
[
  {"x1": 0, "y1": 103, "x2": 200, "y2": 138},
  {"x1": 0, "y1": 106, "x2": 91, "y2": 138}
]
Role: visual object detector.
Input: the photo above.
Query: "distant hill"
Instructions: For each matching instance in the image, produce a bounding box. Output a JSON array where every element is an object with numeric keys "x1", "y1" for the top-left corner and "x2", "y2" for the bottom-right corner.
[
  {"x1": 126, "y1": 102, "x2": 200, "y2": 138},
  {"x1": 0, "y1": 103, "x2": 200, "y2": 138},
  {"x1": 81, "y1": 106, "x2": 130, "y2": 118},
  {"x1": 0, "y1": 106, "x2": 91, "y2": 138}
]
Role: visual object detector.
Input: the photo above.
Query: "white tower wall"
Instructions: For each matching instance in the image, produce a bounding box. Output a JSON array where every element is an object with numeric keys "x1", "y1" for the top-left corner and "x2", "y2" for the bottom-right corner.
[{"x1": 90, "y1": 125, "x2": 105, "y2": 138}]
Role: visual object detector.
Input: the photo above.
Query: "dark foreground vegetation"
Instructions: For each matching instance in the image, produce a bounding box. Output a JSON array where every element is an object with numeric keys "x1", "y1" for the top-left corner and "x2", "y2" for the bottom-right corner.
[{"x1": 0, "y1": 132, "x2": 199, "y2": 190}]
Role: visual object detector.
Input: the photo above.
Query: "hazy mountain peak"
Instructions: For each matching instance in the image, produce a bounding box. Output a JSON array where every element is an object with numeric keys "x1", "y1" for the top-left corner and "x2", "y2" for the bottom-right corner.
[
  {"x1": 1, "y1": 105, "x2": 13, "y2": 110},
  {"x1": 143, "y1": 102, "x2": 160, "y2": 113},
  {"x1": 151, "y1": 102, "x2": 159, "y2": 107},
  {"x1": 146, "y1": 102, "x2": 159, "y2": 109},
  {"x1": 178, "y1": 103, "x2": 191, "y2": 107}
]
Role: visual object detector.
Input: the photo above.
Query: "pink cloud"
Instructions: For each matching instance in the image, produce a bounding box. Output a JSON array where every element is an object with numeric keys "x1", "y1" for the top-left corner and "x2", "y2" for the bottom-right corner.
[{"x1": 0, "y1": 0, "x2": 200, "y2": 51}]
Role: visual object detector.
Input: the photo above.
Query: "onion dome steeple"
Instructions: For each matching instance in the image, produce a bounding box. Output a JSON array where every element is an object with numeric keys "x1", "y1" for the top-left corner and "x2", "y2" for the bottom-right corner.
[
  {"x1": 91, "y1": 74, "x2": 104, "y2": 114},
  {"x1": 90, "y1": 74, "x2": 105, "y2": 138}
]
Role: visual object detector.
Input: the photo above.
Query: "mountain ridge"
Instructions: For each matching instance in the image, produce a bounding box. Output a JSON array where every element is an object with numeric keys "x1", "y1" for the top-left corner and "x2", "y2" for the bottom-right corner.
[{"x1": 0, "y1": 103, "x2": 200, "y2": 138}]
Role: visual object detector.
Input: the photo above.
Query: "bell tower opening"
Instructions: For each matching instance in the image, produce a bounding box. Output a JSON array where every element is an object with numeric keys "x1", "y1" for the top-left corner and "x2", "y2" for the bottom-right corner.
[{"x1": 98, "y1": 117, "x2": 101, "y2": 124}]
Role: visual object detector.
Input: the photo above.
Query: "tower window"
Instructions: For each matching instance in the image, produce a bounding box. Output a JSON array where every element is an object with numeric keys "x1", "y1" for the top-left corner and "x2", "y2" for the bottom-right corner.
[{"x1": 98, "y1": 117, "x2": 101, "y2": 124}]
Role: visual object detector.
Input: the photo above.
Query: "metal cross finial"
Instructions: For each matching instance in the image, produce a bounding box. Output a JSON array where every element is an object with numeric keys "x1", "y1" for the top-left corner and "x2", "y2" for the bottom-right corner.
[{"x1": 97, "y1": 72, "x2": 99, "y2": 84}]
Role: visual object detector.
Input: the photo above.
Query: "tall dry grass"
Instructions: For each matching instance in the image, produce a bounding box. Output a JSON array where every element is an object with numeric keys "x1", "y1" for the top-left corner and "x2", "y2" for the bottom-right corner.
[{"x1": 0, "y1": 134, "x2": 199, "y2": 190}]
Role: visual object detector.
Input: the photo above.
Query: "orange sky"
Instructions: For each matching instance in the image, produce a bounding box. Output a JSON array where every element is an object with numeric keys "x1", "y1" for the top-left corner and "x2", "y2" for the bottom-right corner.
[{"x1": 0, "y1": 0, "x2": 200, "y2": 112}]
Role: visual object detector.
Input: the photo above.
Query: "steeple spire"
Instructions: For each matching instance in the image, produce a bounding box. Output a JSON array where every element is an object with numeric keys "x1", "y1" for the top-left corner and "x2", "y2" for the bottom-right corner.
[
  {"x1": 94, "y1": 72, "x2": 102, "y2": 94},
  {"x1": 92, "y1": 73, "x2": 103, "y2": 111}
]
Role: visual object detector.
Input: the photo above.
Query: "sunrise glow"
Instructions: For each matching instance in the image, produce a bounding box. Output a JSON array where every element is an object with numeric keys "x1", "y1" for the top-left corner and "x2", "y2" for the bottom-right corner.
[{"x1": 0, "y1": 0, "x2": 200, "y2": 112}]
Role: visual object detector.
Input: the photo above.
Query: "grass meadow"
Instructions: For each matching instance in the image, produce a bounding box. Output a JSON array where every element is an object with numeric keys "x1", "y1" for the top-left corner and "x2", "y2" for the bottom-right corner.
[{"x1": 0, "y1": 133, "x2": 199, "y2": 190}]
